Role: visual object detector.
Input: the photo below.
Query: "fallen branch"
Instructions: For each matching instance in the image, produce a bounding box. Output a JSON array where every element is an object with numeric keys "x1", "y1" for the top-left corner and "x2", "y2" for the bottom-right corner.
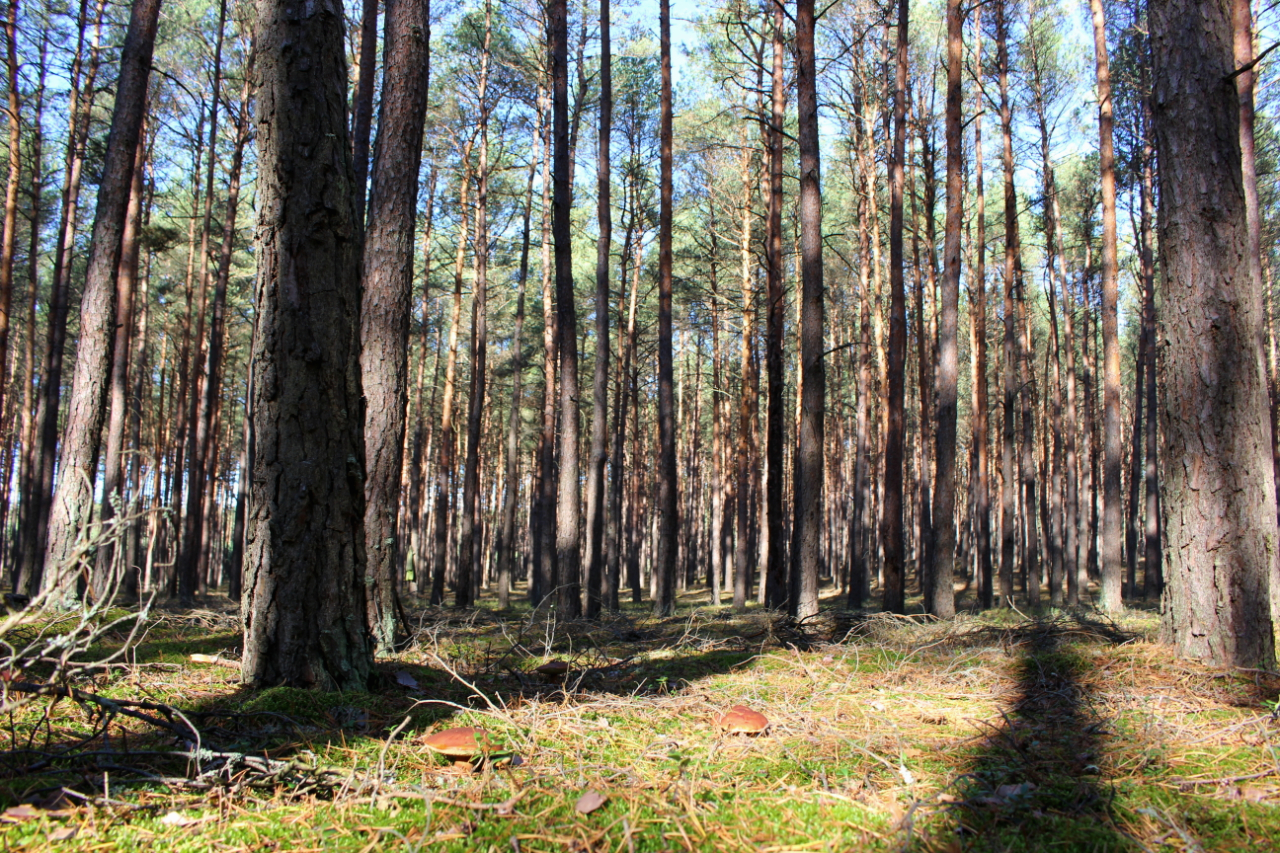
[{"x1": 190, "y1": 654, "x2": 241, "y2": 670}]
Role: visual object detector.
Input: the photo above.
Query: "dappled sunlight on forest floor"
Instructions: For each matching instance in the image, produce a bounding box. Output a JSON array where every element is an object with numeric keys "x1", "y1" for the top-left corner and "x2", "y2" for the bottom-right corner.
[{"x1": 2, "y1": 593, "x2": 1278, "y2": 851}]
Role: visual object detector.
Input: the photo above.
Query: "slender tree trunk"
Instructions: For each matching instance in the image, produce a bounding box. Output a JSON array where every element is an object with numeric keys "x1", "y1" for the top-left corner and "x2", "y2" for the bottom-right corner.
[
  {"x1": 929, "y1": 0, "x2": 961, "y2": 618},
  {"x1": 431, "y1": 149, "x2": 472, "y2": 605},
  {"x1": 351, "y1": 0, "x2": 378, "y2": 225},
  {"x1": 792, "y1": 0, "x2": 823, "y2": 620},
  {"x1": 242, "y1": 0, "x2": 372, "y2": 689},
  {"x1": 763, "y1": 0, "x2": 787, "y2": 611},
  {"x1": 971, "y1": 6, "x2": 993, "y2": 609},
  {"x1": 459, "y1": 1, "x2": 492, "y2": 608},
  {"x1": 653, "y1": 0, "x2": 678, "y2": 616},
  {"x1": 44, "y1": 0, "x2": 161, "y2": 600},
  {"x1": 497, "y1": 159, "x2": 536, "y2": 610},
  {"x1": 1151, "y1": 0, "x2": 1277, "y2": 667},
  {"x1": 0, "y1": 0, "x2": 21, "y2": 422},
  {"x1": 533, "y1": 88, "x2": 557, "y2": 606},
  {"x1": 1063, "y1": 222, "x2": 1080, "y2": 605},
  {"x1": 92, "y1": 131, "x2": 146, "y2": 598},
  {"x1": 361, "y1": 0, "x2": 431, "y2": 643},
  {"x1": 734, "y1": 138, "x2": 757, "y2": 611},
  {"x1": 553, "y1": 0, "x2": 583, "y2": 617},
  {"x1": 1089, "y1": 0, "x2": 1123, "y2": 612},
  {"x1": 996, "y1": 0, "x2": 1018, "y2": 607},
  {"x1": 1140, "y1": 114, "x2": 1162, "y2": 601},
  {"x1": 883, "y1": 0, "x2": 909, "y2": 614},
  {"x1": 585, "y1": 0, "x2": 612, "y2": 618},
  {"x1": 16, "y1": 0, "x2": 105, "y2": 595},
  {"x1": 12, "y1": 35, "x2": 46, "y2": 589}
]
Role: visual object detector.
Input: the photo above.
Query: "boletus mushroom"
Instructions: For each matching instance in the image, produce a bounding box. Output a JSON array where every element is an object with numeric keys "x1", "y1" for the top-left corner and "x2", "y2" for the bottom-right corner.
[
  {"x1": 423, "y1": 726, "x2": 491, "y2": 762},
  {"x1": 534, "y1": 659, "x2": 570, "y2": 682},
  {"x1": 717, "y1": 705, "x2": 769, "y2": 735}
]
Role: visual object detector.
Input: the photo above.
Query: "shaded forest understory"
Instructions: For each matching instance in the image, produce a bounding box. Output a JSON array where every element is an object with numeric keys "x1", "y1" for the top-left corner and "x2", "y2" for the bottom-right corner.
[{"x1": 1, "y1": 588, "x2": 1278, "y2": 852}]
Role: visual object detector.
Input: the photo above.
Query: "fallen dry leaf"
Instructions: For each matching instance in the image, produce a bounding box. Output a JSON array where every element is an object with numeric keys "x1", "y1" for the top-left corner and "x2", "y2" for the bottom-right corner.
[
  {"x1": 159, "y1": 811, "x2": 198, "y2": 827},
  {"x1": 2, "y1": 805, "x2": 41, "y2": 822},
  {"x1": 575, "y1": 790, "x2": 608, "y2": 814}
]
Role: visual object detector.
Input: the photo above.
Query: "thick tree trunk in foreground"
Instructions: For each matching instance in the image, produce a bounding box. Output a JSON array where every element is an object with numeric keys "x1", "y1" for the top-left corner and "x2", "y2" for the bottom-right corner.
[
  {"x1": 929, "y1": 0, "x2": 961, "y2": 619},
  {"x1": 1089, "y1": 0, "x2": 1123, "y2": 612},
  {"x1": 44, "y1": 0, "x2": 161, "y2": 601},
  {"x1": 882, "y1": 0, "x2": 908, "y2": 614},
  {"x1": 1151, "y1": 0, "x2": 1278, "y2": 667},
  {"x1": 792, "y1": 0, "x2": 823, "y2": 620},
  {"x1": 242, "y1": 0, "x2": 372, "y2": 690},
  {"x1": 653, "y1": 0, "x2": 678, "y2": 616},
  {"x1": 361, "y1": 0, "x2": 431, "y2": 647}
]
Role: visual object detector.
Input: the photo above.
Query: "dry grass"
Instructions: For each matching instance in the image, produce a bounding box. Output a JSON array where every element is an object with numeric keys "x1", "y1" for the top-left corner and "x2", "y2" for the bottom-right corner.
[{"x1": 1, "y1": 589, "x2": 1278, "y2": 851}]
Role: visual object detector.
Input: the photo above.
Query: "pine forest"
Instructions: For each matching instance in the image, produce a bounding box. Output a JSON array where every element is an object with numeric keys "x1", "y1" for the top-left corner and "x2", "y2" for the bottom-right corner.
[{"x1": 0, "y1": 0, "x2": 1279, "y2": 849}]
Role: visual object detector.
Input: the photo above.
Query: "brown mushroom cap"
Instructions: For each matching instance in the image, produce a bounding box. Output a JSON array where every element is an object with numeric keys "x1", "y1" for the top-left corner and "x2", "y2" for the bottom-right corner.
[
  {"x1": 717, "y1": 705, "x2": 769, "y2": 734},
  {"x1": 535, "y1": 660, "x2": 570, "y2": 679},
  {"x1": 423, "y1": 726, "x2": 490, "y2": 758}
]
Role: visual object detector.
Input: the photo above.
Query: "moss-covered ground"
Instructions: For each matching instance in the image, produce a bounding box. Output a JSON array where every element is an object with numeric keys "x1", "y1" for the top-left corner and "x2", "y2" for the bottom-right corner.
[{"x1": 2, "y1": 588, "x2": 1278, "y2": 851}]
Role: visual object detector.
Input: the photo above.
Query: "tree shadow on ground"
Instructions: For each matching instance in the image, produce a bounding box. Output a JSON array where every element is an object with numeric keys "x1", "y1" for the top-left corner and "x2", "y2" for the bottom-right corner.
[
  {"x1": 0, "y1": 600, "x2": 797, "y2": 808},
  {"x1": 911, "y1": 616, "x2": 1150, "y2": 852}
]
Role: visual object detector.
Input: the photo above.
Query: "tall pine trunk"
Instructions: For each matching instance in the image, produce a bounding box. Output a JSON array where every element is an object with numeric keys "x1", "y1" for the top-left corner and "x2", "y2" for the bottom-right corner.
[
  {"x1": 653, "y1": 0, "x2": 678, "y2": 616},
  {"x1": 459, "y1": 1, "x2": 492, "y2": 608},
  {"x1": 1089, "y1": 0, "x2": 1123, "y2": 612},
  {"x1": 585, "y1": 0, "x2": 612, "y2": 618},
  {"x1": 929, "y1": 0, "x2": 962, "y2": 618},
  {"x1": 792, "y1": 0, "x2": 824, "y2": 620},
  {"x1": 44, "y1": 0, "x2": 161, "y2": 600},
  {"x1": 883, "y1": 0, "x2": 909, "y2": 614},
  {"x1": 242, "y1": 0, "x2": 372, "y2": 689},
  {"x1": 762, "y1": 0, "x2": 787, "y2": 611},
  {"x1": 552, "y1": 0, "x2": 583, "y2": 617},
  {"x1": 361, "y1": 0, "x2": 431, "y2": 643},
  {"x1": 1151, "y1": 0, "x2": 1277, "y2": 667}
]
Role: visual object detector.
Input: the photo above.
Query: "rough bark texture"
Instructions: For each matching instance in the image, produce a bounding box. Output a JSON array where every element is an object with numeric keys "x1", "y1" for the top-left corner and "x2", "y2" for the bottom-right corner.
[
  {"x1": 242, "y1": 0, "x2": 372, "y2": 690},
  {"x1": 1151, "y1": 0, "x2": 1278, "y2": 667},
  {"x1": 361, "y1": 0, "x2": 430, "y2": 647},
  {"x1": 43, "y1": 0, "x2": 160, "y2": 600},
  {"x1": 93, "y1": 134, "x2": 144, "y2": 597},
  {"x1": 929, "y1": 0, "x2": 961, "y2": 619},
  {"x1": 791, "y1": 0, "x2": 823, "y2": 621}
]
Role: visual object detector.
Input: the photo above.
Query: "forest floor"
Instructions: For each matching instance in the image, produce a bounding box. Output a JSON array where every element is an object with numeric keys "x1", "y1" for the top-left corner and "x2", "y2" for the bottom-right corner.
[{"x1": 1, "y1": 585, "x2": 1278, "y2": 852}]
